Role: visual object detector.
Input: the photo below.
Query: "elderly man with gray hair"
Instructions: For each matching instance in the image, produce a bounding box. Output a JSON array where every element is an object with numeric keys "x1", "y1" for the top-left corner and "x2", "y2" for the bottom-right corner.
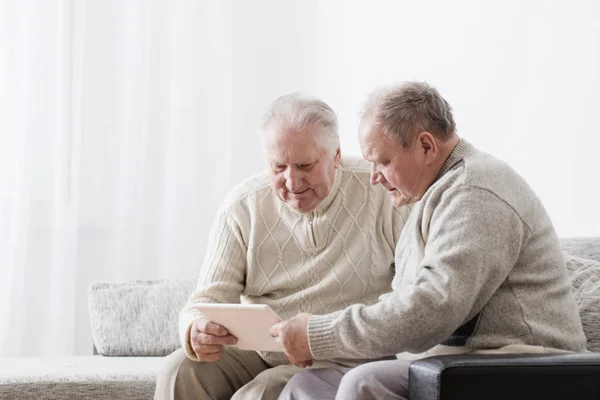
[
  {"x1": 273, "y1": 82, "x2": 586, "y2": 399},
  {"x1": 153, "y1": 93, "x2": 411, "y2": 399}
]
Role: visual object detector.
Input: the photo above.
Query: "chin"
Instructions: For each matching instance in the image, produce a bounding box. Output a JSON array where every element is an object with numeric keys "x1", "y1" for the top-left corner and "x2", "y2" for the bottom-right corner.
[
  {"x1": 287, "y1": 201, "x2": 311, "y2": 213},
  {"x1": 286, "y1": 194, "x2": 319, "y2": 212},
  {"x1": 298, "y1": 204, "x2": 317, "y2": 213},
  {"x1": 391, "y1": 200, "x2": 406, "y2": 208},
  {"x1": 391, "y1": 194, "x2": 409, "y2": 208}
]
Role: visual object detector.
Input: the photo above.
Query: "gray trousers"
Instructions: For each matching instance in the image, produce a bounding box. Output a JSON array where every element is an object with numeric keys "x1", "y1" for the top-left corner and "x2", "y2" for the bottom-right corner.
[
  {"x1": 278, "y1": 359, "x2": 411, "y2": 400},
  {"x1": 154, "y1": 347, "x2": 347, "y2": 400}
]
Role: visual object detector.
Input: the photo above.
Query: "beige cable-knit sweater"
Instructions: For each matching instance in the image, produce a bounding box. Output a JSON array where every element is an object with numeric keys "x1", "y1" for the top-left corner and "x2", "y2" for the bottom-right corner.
[
  {"x1": 179, "y1": 156, "x2": 412, "y2": 366},
  {"x1": 308, "y1": 140, "x2": 587, "y2": 360}
]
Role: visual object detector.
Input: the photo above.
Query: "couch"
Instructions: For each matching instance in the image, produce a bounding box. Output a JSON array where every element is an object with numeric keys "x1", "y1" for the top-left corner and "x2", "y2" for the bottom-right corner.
[{"x1": 0, "y1": 238, "x2": 599, "y2": 400}]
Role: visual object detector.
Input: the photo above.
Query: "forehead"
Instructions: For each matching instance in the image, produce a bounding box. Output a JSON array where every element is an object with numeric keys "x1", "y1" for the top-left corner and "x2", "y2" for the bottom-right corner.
[
  {"x1": 358, "y1": 117, "x2": 387, "y2": 158},
  {"x1": 264, "y1": 124, "x2": 322, "y2": 163}
]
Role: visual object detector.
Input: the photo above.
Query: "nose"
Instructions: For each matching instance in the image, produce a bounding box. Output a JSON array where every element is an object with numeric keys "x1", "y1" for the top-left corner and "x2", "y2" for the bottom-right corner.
[
  {"x1": 370, "y1": 167, "x2": 384, "y2": 186},
  {"x1": 285, "y1": 167, "x2": 303, "y2": 192}
]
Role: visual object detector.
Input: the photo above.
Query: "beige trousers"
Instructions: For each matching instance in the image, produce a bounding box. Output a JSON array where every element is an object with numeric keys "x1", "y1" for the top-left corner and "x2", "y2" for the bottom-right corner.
[{"x1": 154, "y1": 347, "x2": 340, "y2": 400}]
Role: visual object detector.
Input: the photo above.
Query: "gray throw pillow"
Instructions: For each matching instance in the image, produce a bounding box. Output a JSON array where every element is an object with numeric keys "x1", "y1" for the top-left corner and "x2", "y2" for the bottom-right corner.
[
  {"x1": 88, "y1": 279, "x2": 197, "y2": 356},
  {"x1": 561, "y1": 238, "x2": 600, "y2": 264},
  {"x1": 565, "y1": 254, "x2": 600, "y2": 352}
]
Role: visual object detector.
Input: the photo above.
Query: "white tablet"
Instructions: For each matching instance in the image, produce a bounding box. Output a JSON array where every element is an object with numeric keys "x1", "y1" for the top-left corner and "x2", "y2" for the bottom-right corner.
[{"x1": 193, "y1": 303, "x2": 283, "y2": 352}]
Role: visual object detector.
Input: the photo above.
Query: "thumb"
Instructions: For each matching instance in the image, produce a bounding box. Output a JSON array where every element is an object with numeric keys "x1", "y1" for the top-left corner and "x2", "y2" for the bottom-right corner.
[{"x1": 269, "y1": 322, "x2": 281, "y2": 337}]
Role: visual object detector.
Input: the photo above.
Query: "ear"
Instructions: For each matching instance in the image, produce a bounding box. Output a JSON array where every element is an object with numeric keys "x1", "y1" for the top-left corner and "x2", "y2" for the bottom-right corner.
[
  {"x1": 333, "y1": 147, "x2": 342, "y2": 168},
  {"x1": 417, "y1": 131, "x2": 438, "y2": 165}
]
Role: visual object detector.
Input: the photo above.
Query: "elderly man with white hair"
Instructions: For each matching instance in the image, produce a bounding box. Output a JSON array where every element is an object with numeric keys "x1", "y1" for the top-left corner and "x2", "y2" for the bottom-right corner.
[
  {"x1": 273, "y1": 82, "x2": 586, "y2": 400},
  {"x1": 153, "y1": 93, "x2": 411, "y2": 399}
]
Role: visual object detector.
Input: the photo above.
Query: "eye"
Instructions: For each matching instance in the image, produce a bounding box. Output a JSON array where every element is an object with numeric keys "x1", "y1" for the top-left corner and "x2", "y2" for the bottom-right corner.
[
  {"x1": 273, "y1": 164, "x2": 286, "y2": 173},
  {"x1": 297, "y1": 162, "x2": 314, "y2": 170}
]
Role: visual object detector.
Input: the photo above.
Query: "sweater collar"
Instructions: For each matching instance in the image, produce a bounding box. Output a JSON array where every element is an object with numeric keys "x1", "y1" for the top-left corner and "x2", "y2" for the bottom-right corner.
[{"x1": 435, "y1": 138, "x2": 472, "y2": 182}]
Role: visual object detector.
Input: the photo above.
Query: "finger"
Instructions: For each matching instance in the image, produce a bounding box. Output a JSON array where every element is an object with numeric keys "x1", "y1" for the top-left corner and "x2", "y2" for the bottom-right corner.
[
  {"x1": 199, "y1": 332, "x2": 238, "y2": 346},
  {"x1": 293, "y1": 360, "x2": 307, "y2": 368},
  {"x1": 288, "y1": 354, "x2": 313, "y2": 368},
  {"x1": 198, "y1": 320, "x2": 230, "y2": 336},
  {"x1": 269, "y1": 322, "x2": 281, "y2": 337},
  {"x1": 296, "y1": 359, "x2": 313, "y2": 368},
  {"x1": 198, "y1": 351, "x2": 223, "y2": 363},
  {"x1": 274, "y1": 336, "x2": 285, "y2": 348},
  {"x1": 197, "y1": 344, "x2": 223, "y2": 354},
  {"x1": 191, "y1": 345, "x2": 203, "y2": 359},
  {"x1": 191, "y1": 341, "x2": 206, "y2": 359},
  {"x1": 286, "y1": 355, "x2": 295, "y2": 364}
]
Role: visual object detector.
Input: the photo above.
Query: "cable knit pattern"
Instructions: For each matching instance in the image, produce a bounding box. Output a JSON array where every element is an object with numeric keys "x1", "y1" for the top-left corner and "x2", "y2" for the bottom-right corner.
[{"x1": 179, "y1": 156, "x2": 411, "y2": 366}]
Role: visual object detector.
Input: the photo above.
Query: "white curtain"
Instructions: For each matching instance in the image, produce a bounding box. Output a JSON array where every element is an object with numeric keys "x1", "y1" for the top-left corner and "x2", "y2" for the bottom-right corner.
[
  {"x1": 0, "y1": 0, "x2": 255, "y2": 357},
  {"x1": 1, "y1": 0, "x2": 322, "y2": 357},
  {"x1": 1, "y1": 0, "x2": 234, "y2": 356}
]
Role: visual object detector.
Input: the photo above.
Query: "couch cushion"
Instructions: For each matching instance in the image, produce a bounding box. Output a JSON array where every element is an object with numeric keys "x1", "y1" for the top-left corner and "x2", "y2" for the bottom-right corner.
[
  {"x1": 88, "y1": 279, "x2": 196, "y2": 356},
  {"x1": 0, "y1": 356, "x2": 163, "y2": 400},
  {"x1": 565, "y1": 254, "x2": 600, "y2": 352},
  {"x1": 561, "y1": 238, "x2": 600, "y2": 263}
]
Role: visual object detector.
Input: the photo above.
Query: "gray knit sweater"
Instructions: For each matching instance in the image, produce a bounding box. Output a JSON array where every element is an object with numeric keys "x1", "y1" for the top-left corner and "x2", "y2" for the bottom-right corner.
[{"x1": 308, "y1": 140, "x2": 586, "y2": 360}]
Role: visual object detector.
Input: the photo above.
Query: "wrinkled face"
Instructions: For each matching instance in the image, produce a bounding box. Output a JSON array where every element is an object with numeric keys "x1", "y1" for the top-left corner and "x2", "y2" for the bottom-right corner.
[
  {"x1": 264, "y1": 123, "x2": 340, "y2": 213},
  {"x1": 358, "y1": 116, "x2": 429, "y2": 207}
]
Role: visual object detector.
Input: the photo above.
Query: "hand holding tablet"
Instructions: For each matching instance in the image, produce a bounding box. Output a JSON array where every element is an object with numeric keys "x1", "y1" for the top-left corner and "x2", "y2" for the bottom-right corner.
[
  {"x1": 193, "y1": 303, "x2": 283, "y2": 352},
  {"x1": 189, "y1": 317, "x2": 239, "y2": 362}
]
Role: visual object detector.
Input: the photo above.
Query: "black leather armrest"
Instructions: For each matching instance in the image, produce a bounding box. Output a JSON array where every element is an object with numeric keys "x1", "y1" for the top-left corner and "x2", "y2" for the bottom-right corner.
[{"x1": 408, "y1": 352, "x2": 600, "y2": 400}]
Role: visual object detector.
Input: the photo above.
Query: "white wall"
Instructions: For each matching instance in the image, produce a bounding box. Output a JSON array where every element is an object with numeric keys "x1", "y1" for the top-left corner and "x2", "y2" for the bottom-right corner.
[
  {"x1": 313, "y1": 0, "x2": 600, "y2": 237},
  {"x1": 229, "y1": 0, "x2": 320, "y2": 183}
]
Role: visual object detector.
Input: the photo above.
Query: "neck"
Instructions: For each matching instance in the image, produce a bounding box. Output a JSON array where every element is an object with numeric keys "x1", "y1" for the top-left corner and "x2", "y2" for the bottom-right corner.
[
  {"x1": 419, "y1": 135, "x2": 461, "y2": 197},
  {"x1": 436, "y1": 135, "x2": 471, "y2": 183},
  {"x1": 435, "y1": 135, "x2": 460, "y2": 172}
]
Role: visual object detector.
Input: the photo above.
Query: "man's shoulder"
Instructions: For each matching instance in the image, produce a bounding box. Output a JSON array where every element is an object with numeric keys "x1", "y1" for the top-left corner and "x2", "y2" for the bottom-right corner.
[
  {"x1": 460, "y1": 148, "x2": 531, "y2": 197},
  {"x1": 438, "y1": 145, "x2": 524, "y2": 192},
  {"x1": 339, "y1": 155, "x2": 371, "y2": 173},
  {"x1": 338, "y1": 155, "x2": 372, "y2": 185},
  {"x1": 337, "y1": 155, "x2": 403, "y2": 213},
  {"x1": 432, "y1": 146, "x2": 540, "y2": 224},
  {"x1": 221, "y1": 170, "x2": 273, "y2": 211}
]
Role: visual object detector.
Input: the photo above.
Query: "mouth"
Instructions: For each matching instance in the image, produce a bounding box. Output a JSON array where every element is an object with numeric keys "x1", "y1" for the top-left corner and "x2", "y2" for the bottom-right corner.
[{"x1": 290, "y1": 189, "x2": 310, "y2": 195}]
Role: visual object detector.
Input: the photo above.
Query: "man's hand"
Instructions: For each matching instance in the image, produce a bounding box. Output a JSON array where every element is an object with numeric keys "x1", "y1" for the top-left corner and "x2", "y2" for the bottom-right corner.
[
  {"x1": 269, "y1": 313, "x2": 313, "y2": 367},
  {"x1": 190, "y1": 317, "x2": 238, "y2": 362}
]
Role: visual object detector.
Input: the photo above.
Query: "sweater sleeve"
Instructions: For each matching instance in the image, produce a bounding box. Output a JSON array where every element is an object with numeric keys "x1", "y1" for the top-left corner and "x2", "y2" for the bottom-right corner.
[
  {"x1": 178, "y1": 209, "x2": 247, "y2": 360},
  {"x1": 307, "y1": 185, "x2": 530, "y2": 359}
]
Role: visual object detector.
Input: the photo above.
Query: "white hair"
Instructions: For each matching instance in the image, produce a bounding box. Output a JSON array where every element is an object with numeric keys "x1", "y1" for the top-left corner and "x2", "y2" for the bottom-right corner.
[{"x1": 260, "y1": 92, "x2": 340, "y2": 154}]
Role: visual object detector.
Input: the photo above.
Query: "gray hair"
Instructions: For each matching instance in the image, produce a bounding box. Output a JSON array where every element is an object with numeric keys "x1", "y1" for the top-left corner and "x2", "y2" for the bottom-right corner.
[
  {"x1": 260, "y1": 92, "x2": 340, "y2": 154},
  {"x1": 361, "y1": 81, "x2": 456, "y2": 147}
]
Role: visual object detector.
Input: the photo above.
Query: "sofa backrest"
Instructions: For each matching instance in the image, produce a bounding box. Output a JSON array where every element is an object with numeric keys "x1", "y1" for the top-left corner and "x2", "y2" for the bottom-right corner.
[
  {"x1": 561, "y1": 238, "x2": 600, "y2": 263},
  {"x1": 88, "y1": 279, "x2": 197, "y2": 356},
  {"x1": 561, "y1": 238, "x2": 600, "y2": 352},
  {"x1": 87, "y1": 238, "x2": 600, "y2": 356}
]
